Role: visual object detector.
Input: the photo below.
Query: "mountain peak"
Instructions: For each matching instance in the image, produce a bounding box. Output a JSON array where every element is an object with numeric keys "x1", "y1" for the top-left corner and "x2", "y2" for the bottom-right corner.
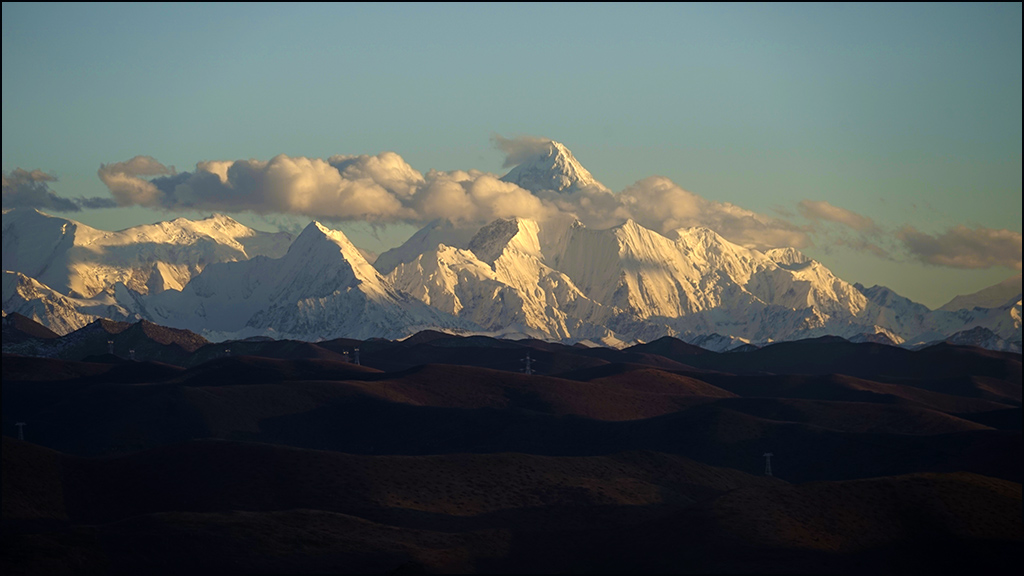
[
  {"x1": 500, "y1": 140, "x2": 606, "y2": 194},
  {"x1": 204, "y1": 213, "x2": 242, "y2": 225},
  {"x1": 374, "y1": 218, "x2": 481, "y2": 274},
  {"x1": 292, "y1": 220, "x2": 359, "y2": 254},
  {"x1": 764, "y1": 247, "x2": 813, "y2": 270},
  {"x1": 2, "y1": 207, "x2": 80, "y2": 228},
  {"x1": 671, "y1": 226, "x2": 724, "y2": 242}
]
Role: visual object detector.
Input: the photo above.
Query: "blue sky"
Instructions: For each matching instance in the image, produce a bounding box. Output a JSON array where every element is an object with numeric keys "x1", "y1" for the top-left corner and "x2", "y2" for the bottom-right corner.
[{"x1": 3, "y1": 3, "x2": 1021, "y2": 308}]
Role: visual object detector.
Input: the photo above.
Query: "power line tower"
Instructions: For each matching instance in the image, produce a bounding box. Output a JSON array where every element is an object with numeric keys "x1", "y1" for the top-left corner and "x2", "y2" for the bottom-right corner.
[
  {"x1": 521, "y1": 352, "x2": 534, "y2": 375},
  {"x1": 763, "y1": 452, "x2": 774, "y2": 476},
  {"x1": 107, "y1": 340, "x2": 114, "y2": 355},
  {"x1": 353, "y1": 347, "x2": 360, "y2": 366},
  {"x1": 15, "y1": 422, "x2": 26, "y2": 441},
  {"x1": 129, "y1": 348, "x2": 136, "y2": 361}
]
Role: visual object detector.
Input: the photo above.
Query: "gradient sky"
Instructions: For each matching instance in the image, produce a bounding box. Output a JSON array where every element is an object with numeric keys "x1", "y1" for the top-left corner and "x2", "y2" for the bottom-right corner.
[{"x1": 3, "y1": 3, "x2": 1021, "y2": 308}]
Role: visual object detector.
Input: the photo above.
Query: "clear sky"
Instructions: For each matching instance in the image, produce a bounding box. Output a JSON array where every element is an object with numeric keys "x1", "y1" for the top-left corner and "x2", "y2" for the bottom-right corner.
[{"x1": 3, "y1": 3, "x2": 1021, "y2": 308}]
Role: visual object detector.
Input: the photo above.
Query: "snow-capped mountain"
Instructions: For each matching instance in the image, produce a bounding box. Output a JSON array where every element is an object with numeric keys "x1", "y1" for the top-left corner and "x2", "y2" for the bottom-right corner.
[
  {"x1": 384, "y1": 215, "x2": 909, "y2": 346},
  {"x1": 3, "y1": 271, "x2": 108, "y2": 335},
  {"x1": 373, "y1": 218, "x2": 480, "y2": 275},
  {"x1": 500, "y1": 140, "x2": 608, "y2": 193},
  {"x1": 385, "y1": 213, "x2": 1020, "y2": 349},
  {"x1": 389, "y1": 218, "x2": 611, "y2": 340},
  {"x1": 2, "y1": 208, "x2": 292, "y2": 298},
  {"x1": 132, "y1": 221, "x2": 473, "y2": 341},
  {"x1": 3, "y1": 141, "x2": 1020, "y2": 351},
  {"x1": 546, "y1": 220, "x2": 872, "y2": 338}
]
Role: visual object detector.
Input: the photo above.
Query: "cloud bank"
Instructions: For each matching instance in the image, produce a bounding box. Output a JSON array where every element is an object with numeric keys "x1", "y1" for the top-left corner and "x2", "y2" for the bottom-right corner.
[
  {"x1": 97, "y1": 153, "x2": 554, "y2": 226},
  {"x1": 2, "y1": 169, "x2": 117, "y2": 212},
  {"x1": 898, "y1": 225, "x2": 1022, "y2": 270},
  {"x1": 94, "y1": 149, "x2": 808, "y2": 250},
  {"x1": 618, "y1": 177, "x2": 810, "y2": 249},
  {"x1": 89, "y1": 141, "x2": 1017, "y2": 261}
]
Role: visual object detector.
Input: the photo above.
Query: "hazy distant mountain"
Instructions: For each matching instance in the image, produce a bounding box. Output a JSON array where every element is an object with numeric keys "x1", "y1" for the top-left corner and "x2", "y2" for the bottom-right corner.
[
  {"x1": 939, "y1": 274, "x2": 1022, "y2": 311},
  {"x1": 939, "y1": 325, "x2": 1022, "y2": 353}
]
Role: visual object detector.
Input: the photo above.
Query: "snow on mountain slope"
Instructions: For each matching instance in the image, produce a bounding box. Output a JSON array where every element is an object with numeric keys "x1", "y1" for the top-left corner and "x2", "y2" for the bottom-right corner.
[
  {"x1": 139, "y1": 221, "x2": 472, "y2": 341},
  {"x1": 7, "y1": 209, "x2": 1019, "y2": 350},
  {"x1": 2, "y1": 208, "x2": 292, "y2": 298},
  {"x1": 775, "y1": 258, "x2": 869, "y2": 316},
  {"x1": 759, "y1": 247, "x2": 869, "y2": 315},
  {"x1": 542, "y1": 219, "x2": 890, "y2": 343},
  {"x1": 550, "y1": 219, "x2": 860, "y2": 322},
  {"x1": 853, "y1": 281, "x2": 1021, "y2": 346},
  {"x1": 926, "y1": 298, "x2": 1022, "y2": 345},
  {"x1": 853, "y1": 283, "x2": 935, "y2": 339},
  {"x1": 386, "y1": 214, "x2": 877, "y2": 344},
  {"x1": 764, "y1": 247, "x2": 812, "y2": 269},
  {"x1": 390, "y1": 244, "x2": 496, "y2": 315},
  {"x1": 373, "y1": 218, "x2": 480, "y2": 274},
  {"x1": 939, "y1": 274, "x2": 1022, "y2": 311},
  {"x1": 551, "y1": 219, "x2": 696, "y2": 318},
  {"x1": 2, "y1": 271, "x2": 133, "y2": 335},
  {"x1": 389, "y1": 218, "x2": 610, "y2": 340},
  {"x1": 500, "y1": 140, "x2": 608, "y2": 193}
]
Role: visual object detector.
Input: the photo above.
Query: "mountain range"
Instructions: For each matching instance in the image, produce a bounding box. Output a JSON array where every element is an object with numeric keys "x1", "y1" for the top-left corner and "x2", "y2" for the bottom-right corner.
[{"x1": 3, "y1": 142, "x2": 1021, "y2": 351}]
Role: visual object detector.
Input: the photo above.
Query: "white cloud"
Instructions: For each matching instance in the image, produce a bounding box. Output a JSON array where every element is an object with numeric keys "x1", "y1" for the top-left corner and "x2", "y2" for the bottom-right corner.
[
  {"x1": 101, "y1": 154, "x2": 414, "y2": 222},
  {"x1": 618, "y1": 176, "x2": 811, "y2": 249},
  {"x1": 97, "y1": 155, "x2": 174, "y2": 206},
  {"x1": 411, "y1": 170, "x2": 555, "y2": 223},
  {"x1": 96, "y1": 147, "x2": 809, "y2": 250},
  {"x1": 328, "y1": 152, "x2": 424, "y2": 197},
  {"x1": 97, "y1": 152, "x2": 556, "y2": 225}
]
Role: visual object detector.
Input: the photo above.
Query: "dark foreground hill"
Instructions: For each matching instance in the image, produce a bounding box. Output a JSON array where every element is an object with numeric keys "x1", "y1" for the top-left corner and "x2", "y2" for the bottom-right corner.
[
  {"x1": 2, "y1": 331, "x2": 1021, "y2": 573},
  {"x1": 4, "y1": 356, "x2": 1020, "y2": 484},
  {"x1": 4, "y1": 438, "x2": 1020, "y2": 574}
]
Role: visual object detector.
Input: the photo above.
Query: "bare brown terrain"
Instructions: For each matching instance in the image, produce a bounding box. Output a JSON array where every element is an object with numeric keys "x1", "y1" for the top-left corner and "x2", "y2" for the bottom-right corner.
[{"x1": 3, "y1": 324, "x2": 1021, "y2": 573}]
